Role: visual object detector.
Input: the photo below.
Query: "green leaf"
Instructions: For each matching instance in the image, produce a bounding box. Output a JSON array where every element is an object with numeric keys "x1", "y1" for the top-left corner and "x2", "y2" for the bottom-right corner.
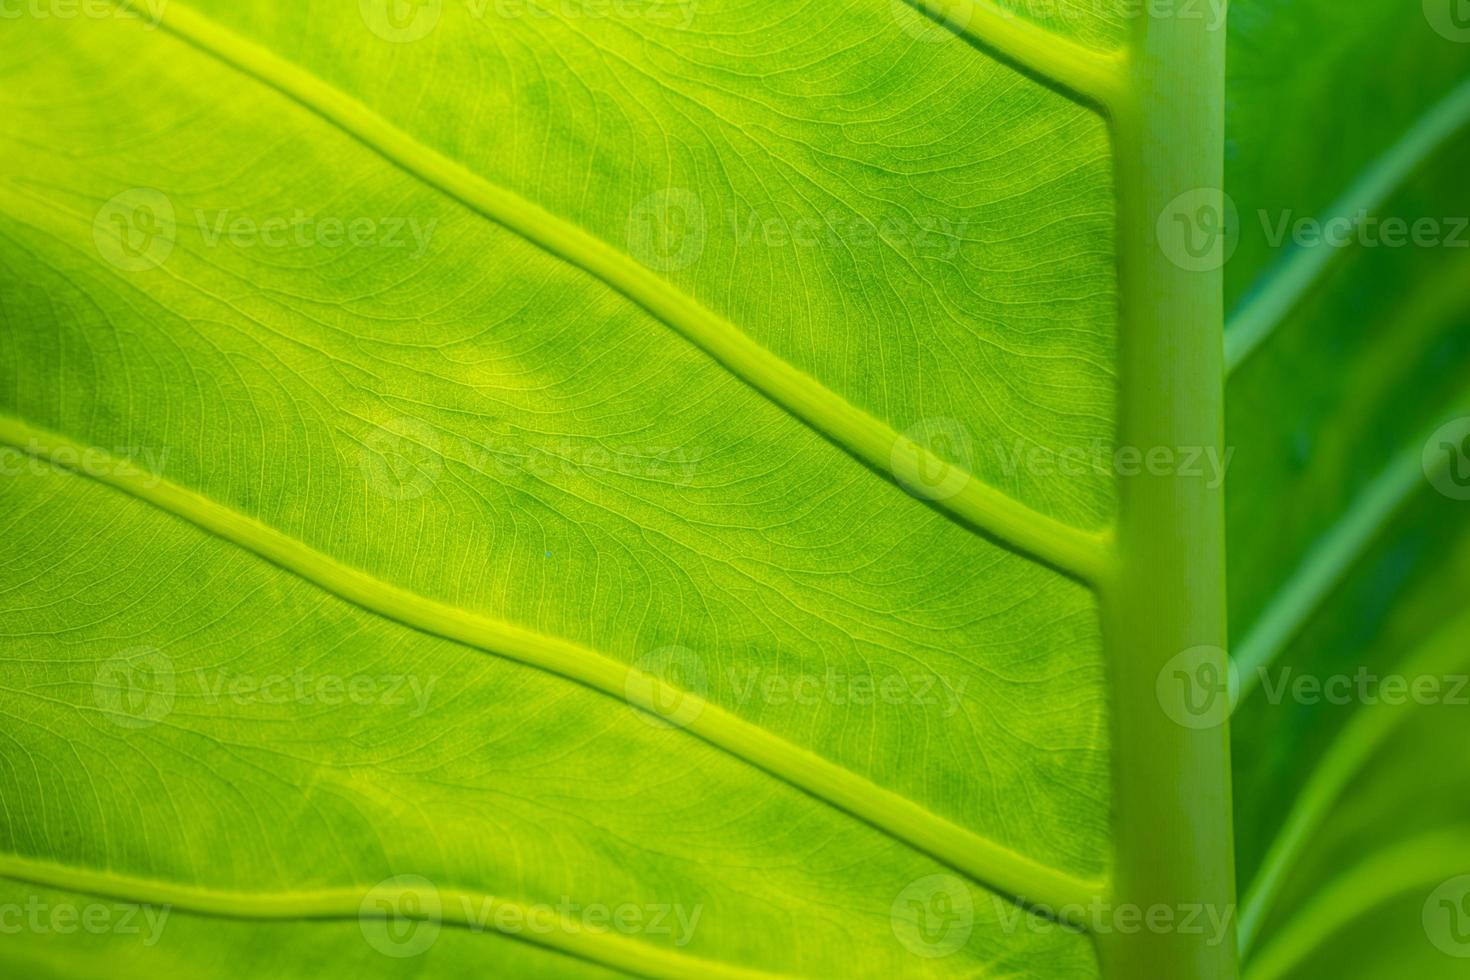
[
  {"x1": 1225, "y1": 0, "x2": 1470, "y2": 977},
  {"x1": 0, "y1": 4, "x2": 1145, "y2": 976},
  {"x1": 0, "y1": 1, "x2": 1461, "y2": 978}
]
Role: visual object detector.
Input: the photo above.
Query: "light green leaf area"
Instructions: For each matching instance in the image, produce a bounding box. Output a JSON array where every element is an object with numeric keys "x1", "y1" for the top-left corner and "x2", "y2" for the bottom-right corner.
[
  {"x1": 0, "y1": 5, "x2": 1122, "y2": 978},
  {"x1": 0, "y1": 465, "x2": 1091, "y2": 977},
  {"x1": 1225, "y1": 0, "x2": 1470, "y2": 976},
  {"x1": 164, "y1": 0, "x2": 1122, "y2": 530},
  {"x1": 891, "y1": 0, "x2": 1129, "y2": 53},
  {"x1": 0, "y1": 879, "x2": 627, "y2": 980}
]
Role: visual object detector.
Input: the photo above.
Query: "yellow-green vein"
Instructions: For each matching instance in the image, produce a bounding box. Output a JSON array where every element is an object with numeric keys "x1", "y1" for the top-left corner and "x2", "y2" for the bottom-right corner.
[
  {"x1": 0, "y1": 414, "x2": 1107, "y2": 928},
  {"x1": 0, "y1": 852, "x2": 779, "y2": 980},
  {"x1": 124, "y1": 0, "x2": 1114, "y2": 588},
  {"x1": 903, "y1": 0, "x2": 1127, "y2": 110}
]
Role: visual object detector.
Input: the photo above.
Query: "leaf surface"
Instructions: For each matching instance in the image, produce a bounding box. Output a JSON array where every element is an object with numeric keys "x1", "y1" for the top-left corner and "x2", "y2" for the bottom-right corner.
[
  {"x1": 0, "y1": 4, "x2": 1135, "y2": 976},
  {"x1": 1225, "y1": 2, "x2": 1470, "y2": 976}
]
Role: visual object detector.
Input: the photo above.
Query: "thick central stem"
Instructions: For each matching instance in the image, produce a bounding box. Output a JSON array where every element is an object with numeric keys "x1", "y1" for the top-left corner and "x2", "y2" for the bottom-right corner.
[{"x1": 1100, "y1": 11, "x2": 1238, "y2": 980}]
